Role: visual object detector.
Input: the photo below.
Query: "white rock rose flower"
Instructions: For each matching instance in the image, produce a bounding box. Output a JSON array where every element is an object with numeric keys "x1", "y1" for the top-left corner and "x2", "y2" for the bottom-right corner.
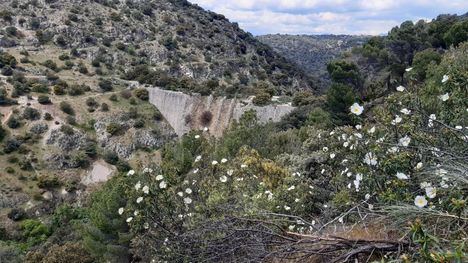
[
  {"x1": 184, "y1": 197, "x2": 192, "y2": 204},
  {"x1": 136, "y1": 197, "x2": 143, "y2": 203},
  {"x1": 441, "y1": 74, "x2": 449, "y2": 83},
  {"x1": 396, "y1": 85, "x2": 405, "y2": 92},
  {"x1": 399, "y1": 136, "x2": 411, "y2": 147},
  {"x1": 396, "y1": 172, "x2": 409, "y2": 180},
  {"x1": 425, "y1": 187, "x2": 437, "y2": 199},
  {"x1": 414, "y1": 195, "x2": 428, "y2": 208},
  {"x1": 118, "y1": 207, "x2": 124, "y2": 215},
  {"x1": 439, "y1": 93, "x2": 449, "y2": 101},
  {"x1": 350, "y1": 102, "x2": 364, "y2": 116},
  {"x1": 159, "y1": 181, "x2": 167, "y2": 189}
]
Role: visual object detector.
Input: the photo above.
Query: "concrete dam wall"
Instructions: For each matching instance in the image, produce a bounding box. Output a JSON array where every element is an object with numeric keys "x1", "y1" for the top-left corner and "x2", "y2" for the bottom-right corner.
[{"x1": 147, "y1": 87, "x2": 295, "y2": 137}]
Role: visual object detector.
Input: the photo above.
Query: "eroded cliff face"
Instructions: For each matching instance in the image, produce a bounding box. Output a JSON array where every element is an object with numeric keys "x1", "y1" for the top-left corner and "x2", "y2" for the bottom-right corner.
[{"x1": 147, "y1": 87, "x2": 295, "y2": 137}]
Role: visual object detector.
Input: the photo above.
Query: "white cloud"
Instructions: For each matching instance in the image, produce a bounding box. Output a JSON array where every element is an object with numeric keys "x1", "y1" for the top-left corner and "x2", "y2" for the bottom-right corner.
[{"x1": 189, "y1": 0, "x2": 468, "y2": 35}]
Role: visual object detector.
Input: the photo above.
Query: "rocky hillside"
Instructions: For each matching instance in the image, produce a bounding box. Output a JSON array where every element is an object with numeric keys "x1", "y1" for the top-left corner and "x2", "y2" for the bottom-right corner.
[
  {"x1": 0, "y1": 0, "x2": 315, "y2": 96},
  {"x1": 257, "y1": 34, "x2": 369, "y2": 89},
  {"x1": 0, "y1": 0, "x2": 312, "y2": 244}
]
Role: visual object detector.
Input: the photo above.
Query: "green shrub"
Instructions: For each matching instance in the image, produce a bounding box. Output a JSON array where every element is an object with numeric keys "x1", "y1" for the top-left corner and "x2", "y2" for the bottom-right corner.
[
  {"x1": 37, "y1": 175, "x2": 61, "y2": 189},
  {"x1": 20, "y1": 219, "x2": 50, "y2": 246},
  {"x1": 59, "y1": 101, "x2": 74, "y2": 115},
  {"x1": 106, "y1": 123, "x2": 121, "y2": 136},
  {"x1": 23, "y1": 107, "x2": 41, "y2": 120},
  {"x1": 37, "y1": 95, "x2": 51, "y2": 104},
  {"x1": 133, "y1": 88, "x2": 149, "y2": 100},
  {"x1": 42, "y1": 59, "x2": 58, "y2": 71},
  {"x1": 6, "y1": 116, "x2": 21, "y2": 129},
  {"x1": 252, "y1": 92, "x2": 271, "y2": 106},
  {"x1": 98, "y1": 79, "x2": 113, "y2": 92}
]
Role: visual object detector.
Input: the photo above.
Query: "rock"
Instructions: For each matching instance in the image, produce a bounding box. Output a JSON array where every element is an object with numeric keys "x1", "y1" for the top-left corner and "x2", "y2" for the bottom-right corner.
[
  {"x1": 42, "y1": 191, "x2": 53, "y2": 201},
  {"x1": 147, "y1": 86, "x2": 295, "y2": 137}
]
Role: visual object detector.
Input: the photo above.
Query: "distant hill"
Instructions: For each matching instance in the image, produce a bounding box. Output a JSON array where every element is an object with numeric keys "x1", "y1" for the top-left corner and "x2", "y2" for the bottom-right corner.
[{"x1": 257, "y1": 34, "x2": 370, "y2": 89}]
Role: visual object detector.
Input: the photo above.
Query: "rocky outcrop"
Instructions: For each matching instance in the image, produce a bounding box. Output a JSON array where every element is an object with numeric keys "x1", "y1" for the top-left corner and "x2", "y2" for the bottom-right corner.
[{"x1": 147, "y1": 87, "x2": 295, "y2": 137}]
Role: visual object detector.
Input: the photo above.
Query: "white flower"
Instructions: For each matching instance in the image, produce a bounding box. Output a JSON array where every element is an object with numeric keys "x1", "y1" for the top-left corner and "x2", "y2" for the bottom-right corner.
[
  {"x1": 353, "y1": 180, "x2": 360, "y2": 191},
  {"x1": 455, "y1": 125, "x2": 462, "y2": 130},
  {"x1": 127, "y1": 170, "x2": 135, "y2": 176},
  {"x1": 368, "y1": 126, "x2": 376, "y2": 134},
  {"x1": 193, "y1": 168, "x2": 199, "y2": 174},
  {"x1": 396, "y1": 85, "x2": 405, "y2": 92},
  {"x1": 441, "y1": 74, "x2": 449, "y2": 83},
  {"x1": 185, "y1": 188, "x2": 192, "y2": 194},
  {"x1": 350, "y1": 103, "x2": 364, "y2": 116},
  {"x1": 156, "y1": 174, "x2": 164, "y2": 181},
  {"x1": 134, "y1": 210, "x2": 139, "y2": 216},
  {"x1": 159, "y1": 181, "x2": 167, "y2": 189},
  {"x1": 387, "y1": 146, "x2": 399, "y2": 154},
  {"x1": 420, "y1": 182, "x2": 431, "y2": 189},
  {"x1": 212, "y1": 160, "x2": 218, "y2": 165},
  {"x1": 439, "y1": 93, "x2": 450, "y2": 102},
  {"x1": 136, "y1": 197, "x2": 143, "y2": 203},
  {"x1": 356, "y1": 173, "x2": 363, "y2": 181},
  {"x1": 221, "y1": 158, "x2": 228, "y2": 163},
  {"x1": 363, "y1": 152, "x2": 377, "y2": 166},
  {"x1": 392, "y1": 115, "x2": 402, "y2": 125},
  {"x1": 399, "y1": 136, "x2": 411, "y2": 147},
  {"x1": 284, "y1": 205, "x2": 291, "y2": 211},
  {"x1": 355, "y1": 124, "x2": 362, "y2": 130},
  {"x1": 177, "y1": 191, "x2": 184, "y2": 197},
  {"x1": 365, "y1": 194, "x2": 371, "y2": 200},
  {"x1": 219, "y1": 175, "x2": 227, "y2": 182},
  {"x1": 194, "y1": 155, "x2": 202, "y2": 162},
  {"x1": 425, "y1": 187, "x2": 437, "y2": 199},
  {"x1": 241, "y1": 164, "x2": 248, "y2": 168},
  {"x1": 400, "y1": 108, "x2": 411, "y2": 115},
  {"x1": 227, "y1": 169, "x2": 234, "y2": 176},
  {"x1": 134, "y1": 181, "x2": 141, "y2": 191},
  {"x1": 194, "y1": 135, "x2": 200, "y2": 139},
  {"x1": 396, "y1": 172, "x2": 409, "y2": 180},
  {"x1": 414, "y1": 195, "x2": 428, "y2": 208},
  {"x1": 329, "y1": 153, "x2": 336, "y2": 159},
  {"x1": 429, "y1": 114, "x2": 437, "y2": 120},
  {"x1": 416, "y1": 162, "x2": 423, "y2": 170},
  {"x1": 143, "y1": 168, "x2": 153, "y2": 173},
  {"x1": 118, "y1": 207, "x2": 124, "y2": 215},
  {"x1": 322, "y1": 147, "x2": 329, "y2": 152},
  {"x1": 126, "y1": 217, "x2": 133, "y2": 223},
  {"x1": 183, "y1": 197, "x2": 192, "y2": 204},
  {"x1": 343, "y1": 141, "x2": 349, "y2": 148},
  {"x1": 405, "y1": 67, "x2": 413, "y2": 72},
  {"x1": 143, "y1": 222, "x2": 149, "y2": 229},
  {"x1": 203, "y1": 127, "x2": 209, "y2": 132},
  {"x1": 287, "y1": 185, "x2": 295, "y2": 191},
  {"x1": 142, "y1": 185, "x2": 149, "y2": 194}
]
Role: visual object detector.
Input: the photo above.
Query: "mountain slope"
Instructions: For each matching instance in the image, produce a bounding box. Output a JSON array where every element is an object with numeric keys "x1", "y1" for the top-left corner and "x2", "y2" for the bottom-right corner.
[
  {"x1": 0, "y1": 0, "x2": 314, "y2": 95},
  {"x1": 257, "y1": 34, "x2": 369, "y2": 89}
]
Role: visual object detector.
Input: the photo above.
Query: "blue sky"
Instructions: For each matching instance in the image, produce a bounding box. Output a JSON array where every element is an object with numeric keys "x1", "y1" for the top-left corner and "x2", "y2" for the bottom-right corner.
[{"x1": 188, "y1": 0, "x2": 468, "y2": 35}]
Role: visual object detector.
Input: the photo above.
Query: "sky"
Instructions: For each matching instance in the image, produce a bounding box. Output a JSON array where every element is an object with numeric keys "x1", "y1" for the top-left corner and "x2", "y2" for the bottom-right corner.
[{"x1": 188, "y1": 0, "x2": 468, "y2": 35}]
